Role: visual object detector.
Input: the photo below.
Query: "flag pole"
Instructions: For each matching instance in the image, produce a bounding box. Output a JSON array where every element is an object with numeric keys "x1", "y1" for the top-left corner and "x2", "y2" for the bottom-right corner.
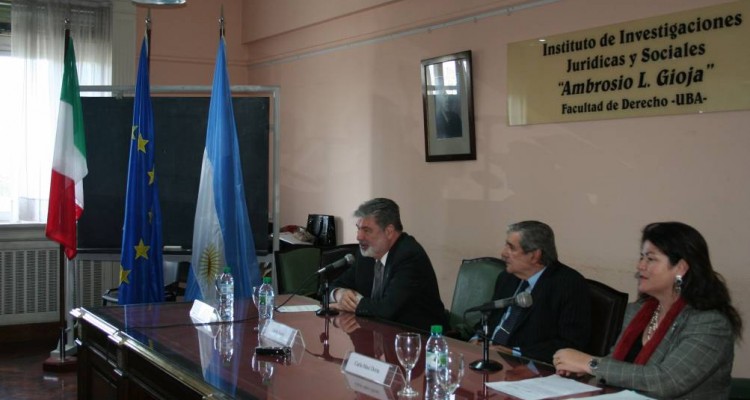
[
  {"x1": 44, "y1": 19, "x2": 77, "y2": 373},
  {"x1": 146, "y1": 9, "x2": 151, "y2": 63},
  {"x1": 219, "y1": 5, "x2": 224, "y2": 38}
]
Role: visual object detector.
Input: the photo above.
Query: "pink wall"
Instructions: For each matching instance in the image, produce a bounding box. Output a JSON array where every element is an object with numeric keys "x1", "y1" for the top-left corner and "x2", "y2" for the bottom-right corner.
[
  {"x1": 136, "y1": 0, "x2": 247, "y2": 86},
  {"x1": 140, "y1": 0, "x2": 749, "y2": 376}
]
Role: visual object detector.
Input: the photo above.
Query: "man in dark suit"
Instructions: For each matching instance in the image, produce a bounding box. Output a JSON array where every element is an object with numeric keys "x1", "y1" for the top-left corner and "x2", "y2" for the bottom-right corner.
[
  {"x1": 474, "y1": 221, "x2": 591, "y2": 364},
  {"x1": 330, "y1": 198, "x2": 447, "y2": 332}
]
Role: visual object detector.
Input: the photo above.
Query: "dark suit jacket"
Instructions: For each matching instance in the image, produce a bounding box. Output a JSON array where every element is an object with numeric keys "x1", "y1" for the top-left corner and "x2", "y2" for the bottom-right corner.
[
  {"x1": 595, "y1": 300, "x2": 734, "y2": 399},
  {"x1": 486, "y1": 261, "x2": 591, "y2": 363},
  {"x1": 332, "y1": 232, "x2": 447, "y2": 332}
]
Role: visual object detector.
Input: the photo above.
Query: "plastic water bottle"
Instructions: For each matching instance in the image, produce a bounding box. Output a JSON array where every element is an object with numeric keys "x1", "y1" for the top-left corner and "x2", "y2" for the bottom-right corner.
[
  {"x1": 424, "y1": 324, "x2": 448, "y2": 399},
  {"x1": 215, "y1": 266, "x2": 234, "y2": 321},
  {"x1": 214, "y1": 322, "x2": 234, "y2": 364},
  {"x1": 258, "y1": 276, "x2": 275, "y2": 329}
]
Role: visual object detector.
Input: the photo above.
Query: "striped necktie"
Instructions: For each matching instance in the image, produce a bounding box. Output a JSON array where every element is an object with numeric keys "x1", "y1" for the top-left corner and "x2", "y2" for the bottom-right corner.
[
  {"x1": 371, "y1": 260, "x2": 385, "y2": 299},
  {"x1": 492, "y1": 280, "x2": 530, "y2": 345}
]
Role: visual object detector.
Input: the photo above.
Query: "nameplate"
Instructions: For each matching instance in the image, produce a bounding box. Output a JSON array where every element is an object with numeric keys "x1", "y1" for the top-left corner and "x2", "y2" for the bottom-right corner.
[
  {"x1": 343, "y1": 371, "x2": 394, "y2": 400},
  {"x1": 260, "y1": 319, "x2": 297, "y2": 347},
  {"x1": 189, "y1": 300, "x2": 219, "y2": 324},
  {"x1": 342, "y1": 352, "x2": 391, "y2": 385}
]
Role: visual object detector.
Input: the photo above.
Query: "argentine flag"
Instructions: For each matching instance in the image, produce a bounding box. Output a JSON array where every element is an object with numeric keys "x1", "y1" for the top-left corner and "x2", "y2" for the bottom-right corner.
[{"x1": 185, "y1": 37, "x2": 261, "y2": 303}]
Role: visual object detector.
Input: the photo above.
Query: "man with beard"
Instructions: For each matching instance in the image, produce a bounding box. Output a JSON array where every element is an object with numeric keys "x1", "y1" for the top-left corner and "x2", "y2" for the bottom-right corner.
[{"x1": 330, "y1": 198, "x2": 447, "y2": 332}]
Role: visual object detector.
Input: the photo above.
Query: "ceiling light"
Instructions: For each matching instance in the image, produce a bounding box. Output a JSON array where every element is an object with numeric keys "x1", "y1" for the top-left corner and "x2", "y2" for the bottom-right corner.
[{"x1": 131, "y1": 0, "x2": 186, "y2": 6}]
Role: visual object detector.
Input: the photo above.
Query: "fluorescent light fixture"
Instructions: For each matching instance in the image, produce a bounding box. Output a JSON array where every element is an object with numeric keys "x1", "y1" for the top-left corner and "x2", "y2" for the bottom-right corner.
[{"x1": 131, "y1": 0, "x2": 186, "y2": 5}]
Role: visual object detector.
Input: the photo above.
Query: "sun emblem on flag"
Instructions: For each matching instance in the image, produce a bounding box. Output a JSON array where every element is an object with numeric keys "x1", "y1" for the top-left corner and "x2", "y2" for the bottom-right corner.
[{"x1": 199, "y1": 243, "x2": 222, "y2": 286}]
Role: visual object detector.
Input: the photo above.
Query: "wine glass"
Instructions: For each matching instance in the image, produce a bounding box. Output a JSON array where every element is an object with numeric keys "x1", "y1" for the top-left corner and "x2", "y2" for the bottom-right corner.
[
  {"x1": 395, "y1": 332, "x2": 422, "y2": 397},
  {"x1": 437, "y1": 351, "x2": 465, "y2": 398},
  {"x1": 252, "y1": 286, "x2": 261, "y2": 331}
]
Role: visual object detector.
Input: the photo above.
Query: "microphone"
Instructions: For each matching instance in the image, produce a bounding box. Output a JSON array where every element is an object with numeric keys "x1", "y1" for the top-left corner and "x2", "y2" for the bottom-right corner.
[
  {"x1": 466, "y1": 291, "x2": 533, "y2": 313},
  {"x1": 316, "y1": 253, "x2": 355, "y2": 274}
]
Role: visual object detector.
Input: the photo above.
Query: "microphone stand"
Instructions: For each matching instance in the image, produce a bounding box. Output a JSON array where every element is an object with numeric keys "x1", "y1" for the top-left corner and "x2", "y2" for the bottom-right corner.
[
  {"x1": 320, "y1": 315, "x2": 333, "y2": 359},
  {"x1": 316, "y1": 271, "x2": 338, "y2": 317},
  {"x1": 469, "y1": 311, "x2": 502, "y2": 372}
]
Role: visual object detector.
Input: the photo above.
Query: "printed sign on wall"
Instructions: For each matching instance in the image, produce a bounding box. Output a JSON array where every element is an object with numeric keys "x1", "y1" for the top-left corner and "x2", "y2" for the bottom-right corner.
[{"x1": 507, "y1": 1, "x2": 749, "y2": 125}]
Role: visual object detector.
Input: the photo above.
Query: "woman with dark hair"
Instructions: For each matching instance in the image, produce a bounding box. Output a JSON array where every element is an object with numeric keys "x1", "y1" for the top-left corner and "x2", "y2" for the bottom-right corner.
[{"x1": 553, "y1": 222, "x2": 742, "y2": 399}]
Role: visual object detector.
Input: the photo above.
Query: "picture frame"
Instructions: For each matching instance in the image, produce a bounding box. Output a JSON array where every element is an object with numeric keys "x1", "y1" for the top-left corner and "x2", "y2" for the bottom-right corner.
[{"x1": 421, "y1": 50, "x2": 476, "y2": 162}]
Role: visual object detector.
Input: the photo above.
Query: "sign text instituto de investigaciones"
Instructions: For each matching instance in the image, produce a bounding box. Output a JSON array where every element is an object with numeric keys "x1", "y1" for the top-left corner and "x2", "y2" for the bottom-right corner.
[{"x1": 507, "y1": 1, "x2": 750, "y2": 125}]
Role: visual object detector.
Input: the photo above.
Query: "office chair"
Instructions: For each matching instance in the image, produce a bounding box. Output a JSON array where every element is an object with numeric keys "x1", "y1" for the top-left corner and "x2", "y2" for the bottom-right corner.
[
  {"x1": 319, "y1": 243, "x2": 359, "y2": 280},
  {"x1": 274, "y1": 245, "x2": 322, "y2": 298},
  {"x1": 447, "y1": 257, "x2": 506, "y2": 340},
  {"x1": 585, "y1": 278, "x2": 628, "y2": 356}
]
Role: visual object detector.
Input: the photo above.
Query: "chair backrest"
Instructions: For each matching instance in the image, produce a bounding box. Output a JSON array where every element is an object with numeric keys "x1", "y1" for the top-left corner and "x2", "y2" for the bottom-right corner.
[
  {"x1": 586, "y1": 279, "x2": 629, "y2": 356},
  {"x1": 448, "y1": 257, "x2": 506, "y2": 340},
  {"x1": 320, "y1": 243, "x2": 359, "y2": 282},
  {"x1": 274, "y1": 245, "x2": 322, "y2": 297}
]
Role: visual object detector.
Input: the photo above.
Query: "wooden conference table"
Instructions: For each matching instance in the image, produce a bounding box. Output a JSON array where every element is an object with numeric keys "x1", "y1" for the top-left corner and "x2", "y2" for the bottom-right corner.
[{"x1": 73, "y1": 295, "x2": 610, "y2": 400}]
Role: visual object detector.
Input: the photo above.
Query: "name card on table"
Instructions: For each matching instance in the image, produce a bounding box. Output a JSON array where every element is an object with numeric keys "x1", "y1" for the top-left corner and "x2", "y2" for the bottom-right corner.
[
  {"x1": 340, "y1": 351, "x2": 403, "y2": 388},
  {"x1": 343, "y1": 371, "x2": 396, "y2": 400},
  {"x1": 189, "y1": 300, "x2": 219, "y2": 324},
  {"x1": 260, "y1": 319, "x2": 302, "y2": 348}
]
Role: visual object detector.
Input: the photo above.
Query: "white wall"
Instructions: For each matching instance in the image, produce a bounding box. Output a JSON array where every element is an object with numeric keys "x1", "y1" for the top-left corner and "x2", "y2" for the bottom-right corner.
[{"x1": 238, "y1": 0, "x2": 750, "y2": 376}]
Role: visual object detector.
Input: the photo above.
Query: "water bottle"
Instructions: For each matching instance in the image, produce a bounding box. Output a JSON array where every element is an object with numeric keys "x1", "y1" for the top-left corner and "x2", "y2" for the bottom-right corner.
[
  {"x1": 424, "y1": 324, "x2": 448, "y2": 399},
  {"x1": 258, "y1": 276, "x2": 275, "y2": 329},
  {"x1": 214, "y1": 322, "x2": 234, "y2": 364},
  {"x1": 215, "y1": 266, "x2": 234, "y2": 321}
]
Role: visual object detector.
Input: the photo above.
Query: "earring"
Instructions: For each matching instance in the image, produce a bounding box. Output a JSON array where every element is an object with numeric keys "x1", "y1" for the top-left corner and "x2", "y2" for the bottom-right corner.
[{"x1": 673, "y1": 275, "x2": 683, "y2": 295}]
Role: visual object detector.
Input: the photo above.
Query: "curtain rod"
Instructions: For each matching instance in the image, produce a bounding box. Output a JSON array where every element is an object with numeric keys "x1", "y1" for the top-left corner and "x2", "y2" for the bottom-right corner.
[{"x1": 79, "y1": 84, "x2": 280, "y2": 97}]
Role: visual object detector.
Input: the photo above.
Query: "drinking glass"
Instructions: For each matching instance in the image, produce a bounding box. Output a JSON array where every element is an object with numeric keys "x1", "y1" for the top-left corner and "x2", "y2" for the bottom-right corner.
[
  {"x1": 437, "y1": 351, "x2": 465, "y2": 397},
  {"x1": 394, "y1": 332, "x2": 421, "y2": 397},
  {"x1": 252, "y1": 286, "x2": 261, "y2": 331}
]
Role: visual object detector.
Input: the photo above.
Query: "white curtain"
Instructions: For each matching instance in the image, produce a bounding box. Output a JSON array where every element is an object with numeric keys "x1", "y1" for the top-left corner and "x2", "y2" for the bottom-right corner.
[{"x1": 1, "y1": 0, "x2": 111, "y2": 223}]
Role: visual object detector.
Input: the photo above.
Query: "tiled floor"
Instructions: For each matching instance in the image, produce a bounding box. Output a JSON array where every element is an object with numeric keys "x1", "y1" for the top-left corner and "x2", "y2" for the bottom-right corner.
[{"x1": 0, "y1": 339, "x2": 77, "y2": 400}]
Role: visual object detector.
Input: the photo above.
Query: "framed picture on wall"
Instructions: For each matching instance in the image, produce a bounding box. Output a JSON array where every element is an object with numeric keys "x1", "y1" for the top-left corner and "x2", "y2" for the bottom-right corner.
[{"x1": 420, "y1": 50, "x2": 476, "y2": 162}]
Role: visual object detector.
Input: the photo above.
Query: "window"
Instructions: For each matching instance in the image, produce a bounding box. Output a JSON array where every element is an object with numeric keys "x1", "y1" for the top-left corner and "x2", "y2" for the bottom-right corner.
[{"x1": 0, "y1": 0, "x2": 113, "y2": 223}]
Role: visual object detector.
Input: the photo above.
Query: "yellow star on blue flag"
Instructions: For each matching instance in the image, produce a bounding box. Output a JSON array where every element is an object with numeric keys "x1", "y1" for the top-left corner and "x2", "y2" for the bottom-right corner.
[{"x1": 118, "y1": 34, "x2": 165, "y2": 305}]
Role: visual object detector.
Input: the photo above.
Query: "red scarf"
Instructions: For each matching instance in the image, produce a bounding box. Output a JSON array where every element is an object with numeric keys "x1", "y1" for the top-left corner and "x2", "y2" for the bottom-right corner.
[{"x1": 611, "y1": 297, "x2": 686, "y2": 365}]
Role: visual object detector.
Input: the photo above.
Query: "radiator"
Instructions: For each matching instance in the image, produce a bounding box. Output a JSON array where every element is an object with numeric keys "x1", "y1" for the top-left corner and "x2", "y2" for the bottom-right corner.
[
  {"x1": 0, "y1": 225, "x2": 120, "y2": 326},
  {"x1": 0, "y1": 247, "x2": 59, "y2": 325}
]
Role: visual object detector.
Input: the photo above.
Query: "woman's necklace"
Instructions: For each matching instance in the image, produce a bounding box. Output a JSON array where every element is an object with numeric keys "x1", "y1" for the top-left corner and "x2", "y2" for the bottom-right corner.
[{"x1": 644, "y1": 303, "x2": 663, "y2": 343}]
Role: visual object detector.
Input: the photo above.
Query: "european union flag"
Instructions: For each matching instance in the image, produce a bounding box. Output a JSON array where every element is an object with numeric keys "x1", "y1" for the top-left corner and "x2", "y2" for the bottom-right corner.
[
  {"x1": 118, "y1": 36, "x2": 165, "y2": 304},
  {"x1": 186, "y1": 37, "x2": 261, "y2": 303}
]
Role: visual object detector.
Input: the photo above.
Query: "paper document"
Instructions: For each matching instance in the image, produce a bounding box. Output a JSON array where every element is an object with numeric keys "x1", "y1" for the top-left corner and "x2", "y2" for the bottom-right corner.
[
  {"x1": 278, "y1": 305, "x2": 321, "y2": 313},
  {"x1": 573, "y1": 390, "x2": 654, "y2": 399},
  {"x1": 486, "y1": 374, "x2": 601, "y2": 400}
]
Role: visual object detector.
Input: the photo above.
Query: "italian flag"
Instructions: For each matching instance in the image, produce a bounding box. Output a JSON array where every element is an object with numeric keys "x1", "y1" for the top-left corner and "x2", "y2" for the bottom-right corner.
[{"x1": 45, "y1": 36, "x2": 87, "y2": 260}]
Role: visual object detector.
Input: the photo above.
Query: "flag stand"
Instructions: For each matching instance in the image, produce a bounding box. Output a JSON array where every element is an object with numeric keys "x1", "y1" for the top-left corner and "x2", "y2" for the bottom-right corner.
[
  {"x1": 43, "y1": 244, "x2": 77, "y2": 372},
  {"x1": 43, "y1": 21, "x2": 78, "y2": 372}
]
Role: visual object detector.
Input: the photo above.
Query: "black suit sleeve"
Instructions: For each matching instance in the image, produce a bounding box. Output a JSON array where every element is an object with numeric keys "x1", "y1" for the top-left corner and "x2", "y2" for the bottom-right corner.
[
  {"x1": 331, "y1": 233, "x2": 446, "y2": 332},
  {"x1": 520, "y1": 268, "x2": 591, "y2": 362},
  {"x1": 481, "y1": 263, "x2": 591, "y2": 364}
]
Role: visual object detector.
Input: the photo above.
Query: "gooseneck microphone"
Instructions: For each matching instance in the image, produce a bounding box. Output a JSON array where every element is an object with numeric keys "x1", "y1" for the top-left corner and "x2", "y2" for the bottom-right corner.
[
  {"x1": 316, "y1": 253, "x2": 355, "y2": 274},
  {"x1": 468, "y1": 291, "x2": 532, "y2": 372},
  {"x1": 466, "y1": 291, "x2": 533, "y2": 313},
  {"x1": 316, "y1": 253, "x2": 355, "y2": 317}
]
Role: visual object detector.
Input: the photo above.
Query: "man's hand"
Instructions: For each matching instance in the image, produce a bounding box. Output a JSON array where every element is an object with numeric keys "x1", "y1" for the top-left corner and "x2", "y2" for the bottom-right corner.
[
  {"x1": 332, "y1": 312, "x2": 361, "y2": 333},
  {"x1": 330, "y1": 288, "x2": 362, "y2": 313},
  {"x1": 489, "y1": 344, "x2": 513, "y2": 355}
]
